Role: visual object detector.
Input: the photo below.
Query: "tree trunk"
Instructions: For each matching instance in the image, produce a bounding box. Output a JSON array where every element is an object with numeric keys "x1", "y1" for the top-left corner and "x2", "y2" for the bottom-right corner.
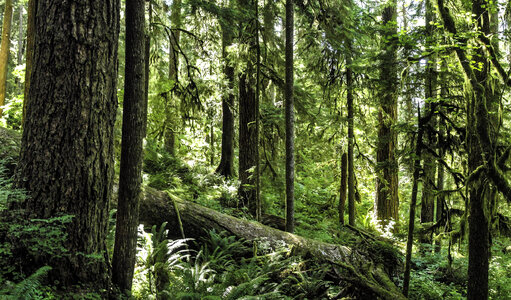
[
  {"x1": 285, "y1": 0, "x2": 295, "y2": 233},
  {"x1": 112, "y1": 0, "x2": 146, "y2": 293},
  {"x1": 16, "y1": 4, "x2": 23, "y2": 93},
  {"x1": 164, "y1": 0, "x2": 182, "y2": 155},
  {"x1": 375, "y1": 0, "x2": 399, "y2": 228},
  {"x1": 346, "y1": 41, "x2": 356, "y2": 226},
  {"x1": 339, "y1": 152, "x2": 347, "y2": 227},
  {"x1": 14, "y1": 0, "x2": 120, "y2": 288},
  {"x1": 0, "y1": 0, "x2": 13, "y2": 116},
  {"x1": 138, "y1": 187, "x2": 407, "y2": 300},
  {"x1": 22, "y1": 0, "x2": 35, "y2": 125},
  {"x1": 420, "y1": 0, "x2": 437, "y2": 247},
  {"x1": 238, "y1": 0, "x2": 258, "y2": 216},
  {"x1": 215, "y1": 20, "x2": 235, "y2": 177},
  {"x1": 403, "y1": 107, "x2": 423, "y2": 297}
]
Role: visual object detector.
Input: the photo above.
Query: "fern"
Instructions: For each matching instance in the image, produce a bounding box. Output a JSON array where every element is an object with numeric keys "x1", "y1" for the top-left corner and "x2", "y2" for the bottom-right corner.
[{"x1": 1, "y1": 266, "x2": 52, "y2": 299}]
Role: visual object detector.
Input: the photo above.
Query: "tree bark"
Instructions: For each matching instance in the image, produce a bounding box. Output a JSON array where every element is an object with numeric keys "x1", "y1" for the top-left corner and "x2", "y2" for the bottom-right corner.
[
  {"x1": 238, "y1": 0, "x2": 258, "y2": 217},
  {"x1": 0, "y1": 0, "x2": 13, "y2": 116},
  {"x1": 285, "y1": 0, "x2": 295, "y2": 233},
  {"x1": 112, "y1": 0, "x2": 146, "y2": 293},
  {"x1": 22, "y1": 0, "x2": 35, "y2": 126},
  {"x1": 14, "y1": 0, "x2": 120, "y2": 287},
  {"x1": 215, "y1": 18, "x2": 235, "y2": 177},
  {"x1": 138, "y1": 187, "x2": 407, "y2": 300},
  {"x1": 375, "y1": 0, "x2": 399, "y2": 228},
  {"x1": 339, "y1": 152, "x2": 347, "y2": 227}
]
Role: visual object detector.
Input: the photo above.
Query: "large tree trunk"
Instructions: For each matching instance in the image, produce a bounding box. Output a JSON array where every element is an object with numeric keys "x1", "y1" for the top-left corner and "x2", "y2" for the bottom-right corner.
[
  {"x1": 0, "y1": 0, "x2": 13, "y2": 116},
  {"x1": 375, "y1": 0, "x2": 399, "y2": 228},
  {"x1": 138, "y1": 187, "x2": 406, "y2": 300},
  {"x1": 14, "y1": 0, "x2": 120, "y2": 288},
  {"x1": 215, "y1": 7, "x2": 235, "y2": 178},
  {"x1": 285, "y1": 0, "x2": 295, "y2": 233},
  {"x1": 346, "y1": 40, "x2": 356, "y2": 226},
  {"x1": 238, "y1": 0, "x2": 258, "y2": 216},
  {"x1": 112, "y1": 0, "x2": 146, "y2": 293}
]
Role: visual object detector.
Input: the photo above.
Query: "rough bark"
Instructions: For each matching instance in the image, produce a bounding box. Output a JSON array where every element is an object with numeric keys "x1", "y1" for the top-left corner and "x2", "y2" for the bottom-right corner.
[
  {"x1": 339, "y1": 152, "x2": 347, "y2": 227},
  {"x1": 0, "y1": 0, "x2": 13, "y2": 116},
  {"x1": 112, "y1": 0, "x2": 146, "y2": 293},
  {"x1": 238, "y1": 0, "x2": 258, "y2": 216},
  {"x1": 14, "y1": 0, "x2": 120, "y2": 288},
  {"x1": 285, "y1": 0, "x2": 295, "y2": 233},
  {"x1": 138, "y1": 187, "x2": 407, "y2": 300},
  {"x1": 22, "y1": 0, "x2": 35, "y2": 125},
  {"x1": 375, "y1": 0, "x2": 399, "y2": 228},
  {"x1": 215, "y1": 21, "x2": 235, "y2": 177}
]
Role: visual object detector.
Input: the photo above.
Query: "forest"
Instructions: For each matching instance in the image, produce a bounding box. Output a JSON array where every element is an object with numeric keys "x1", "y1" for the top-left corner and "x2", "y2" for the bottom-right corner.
[{"x1": 0, "y1": 0, "x2": 510, "y2": 299}]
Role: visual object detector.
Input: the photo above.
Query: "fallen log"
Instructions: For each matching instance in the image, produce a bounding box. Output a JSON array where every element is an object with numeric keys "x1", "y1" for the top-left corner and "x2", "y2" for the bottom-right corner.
[{"x1": 139, "y1": 187, "x2": 406, "y2": 300}]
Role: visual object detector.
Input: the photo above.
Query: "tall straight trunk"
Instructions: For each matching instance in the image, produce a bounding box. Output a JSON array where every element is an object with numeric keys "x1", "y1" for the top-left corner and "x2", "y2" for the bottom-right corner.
[
  {"x1": 254, "y1": 0, "x2": 261, "y2": 221},
  {"x1": 346, "y1": 41, "x2": 355, "y2": 226},
  {"x1": 285, "y1": 0, "x2": 295, "y2": 233},
  {"x1": 22, "y1": 0, "x2": 35, "y2": 125},
  {"x1": 16, "y1": 4, "x2": 23, "y2": 92},
  {"x1": 403, "y1": 107, "x2": 423, "y2": 297},
  {"x1": 339, "y1": 152, "x2": 347, "y2": 227},
  {"x1": 15, "y1": 0, "x2": 119, "y2": 287},
  {"x1": 164, "y1": 0, "x2": 182, "y2": 155},
  {"x1": 215, "y1": 18, "x2": 235, "y2": 177},
  {"x1": 112, "y1": 0, "x2": 146, "y2": 293},
  {"x1": 0, "y1": 0, "x2": 13, "y2": 116},
  {"x1": 238, "y1": 0, "x2": 258, "y2": 217},
  {"x1": 375, "y1": 0, "x2": 399, "y2": 228},
  {"x1": 420, "y1": 0, "x2": 437, "y2": 245}
]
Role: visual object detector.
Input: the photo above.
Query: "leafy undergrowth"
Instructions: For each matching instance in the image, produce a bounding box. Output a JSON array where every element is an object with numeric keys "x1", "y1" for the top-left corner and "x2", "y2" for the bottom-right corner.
[{"x1": 133, "y1": 226, "x2": 339, "y2": 299}]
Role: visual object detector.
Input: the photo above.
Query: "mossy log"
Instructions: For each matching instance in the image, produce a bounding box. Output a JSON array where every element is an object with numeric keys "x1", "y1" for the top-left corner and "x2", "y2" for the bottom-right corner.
[{"x1": 139, "y1": 187, "x2": 406, "y2": 300}]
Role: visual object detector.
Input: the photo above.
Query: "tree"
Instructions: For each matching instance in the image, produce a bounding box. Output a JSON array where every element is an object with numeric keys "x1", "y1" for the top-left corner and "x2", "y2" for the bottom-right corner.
[
  {"x1": 346, "y1": 40, "x2": 355, "y2": 226},
  {"x1": 215, "y1": 1, "x2": 236, "y2": 178},
  {"x1": 23, "y1": 0, "x2": 35, "y2": 124},
  {"x1": 112, "y1": 0, "x2": 146, "y2": 293},
  {"x1": 285, "y1": 0, "x2": 295, "y2": 233},
  {"x1": 0, "y1": 0, "x2": 13, "y2": 116},
  {"x1": 164, "y1": 0, "x2": 182, "y2": 155},
  {"x1": 375, "y1": 0, "x2": 399, "y2": 228},
  {"x1": 14, "y1": 0, "x2": 120, "y2": 287},
  {"x1": 238, "y1": 0, "x2": 259, "y2": 216},
  {"x1": 420, "y1": 0, "x2": 438, "y2": 246}
]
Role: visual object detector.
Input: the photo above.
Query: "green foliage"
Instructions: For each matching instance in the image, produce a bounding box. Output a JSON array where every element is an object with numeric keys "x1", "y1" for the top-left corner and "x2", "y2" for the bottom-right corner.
[{"x1": 0, "y1": 266, "x2": 52, "y2": 300}]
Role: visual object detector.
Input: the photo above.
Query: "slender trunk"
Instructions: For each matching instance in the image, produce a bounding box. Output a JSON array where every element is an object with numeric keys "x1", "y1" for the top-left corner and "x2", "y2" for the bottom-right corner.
[
  {"x1": 16, "y1": 4, "x2": 23, "y2": 92},
  {"x1": 164, "y1": 0, "x2": 182, "y2": 155},
  {"x1": 0, "y1": 0, "x2": 13, "y2": 116},
  {"x1": 215, "y1": 20, "x2": 235, "y2": 177},
  {"x1": 346, "y1": 41, "x2": 355, "y2": 226},
  {"x1": 420, "y1": 0, "x2": 437, "y2": 247},
  {"x1": 15, "y1": 0, "x2": 120, "y2": 286},
  {"x1": 254, "y1": 0, "x2": 261, "y2": 221},
  {"x1": 339, "y1": 152, "x2": 347, "y2": 227},
  {"x1": 112, "y1": 0, "x2": 146, "y2": 292},
  {"x1": 285, "y1": 0, "x2": 295, "y2": 233},
  {"x1": 22, "y1": 0, "x2": 35, "y2": 125},
  {"x1": 375, "y1": 0, "x2": 399, "y2": 228},
  {"x1": 403, "y1": 107, "x2": 423, "y2": 297}
]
